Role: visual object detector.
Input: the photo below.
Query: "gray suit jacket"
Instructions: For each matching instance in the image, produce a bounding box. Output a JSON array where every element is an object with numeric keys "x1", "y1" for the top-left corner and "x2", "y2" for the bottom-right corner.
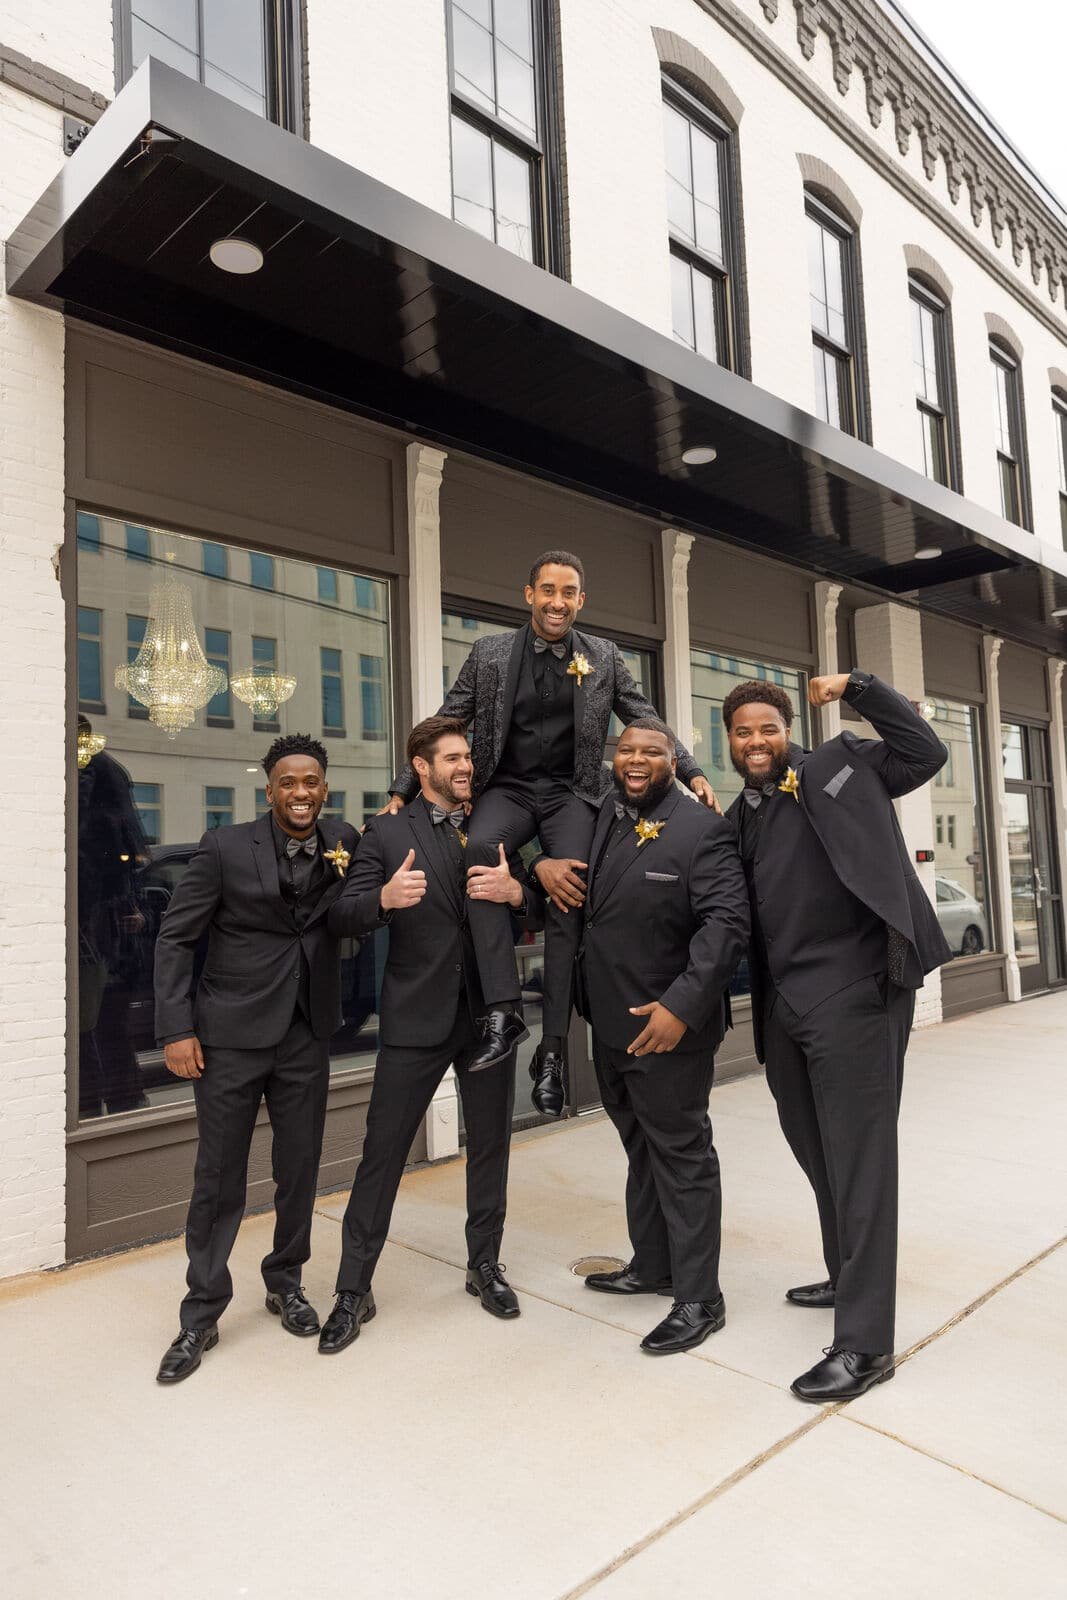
[{"x1": 390, "y1": 625, "x2": 703, "y2": 806}]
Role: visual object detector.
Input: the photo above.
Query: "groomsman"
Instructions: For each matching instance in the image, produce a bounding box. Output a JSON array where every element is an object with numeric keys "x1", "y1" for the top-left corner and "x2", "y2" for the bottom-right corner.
[
  {"x1": 577, "y1": 718, "x2": 748, "y2": 1354},
  {"x1": 385, "y1": 552, "x2": 716, "y2": 1107},
  {"x1": 724, "y1": 671, "x2": 951, "y2": 1401},
  {"x1": 318, "y1": 716, "x2": 543, "y2": 1355},
  {"x1": 153, "y1": 734, "x2": 359, "y2": 1383}
]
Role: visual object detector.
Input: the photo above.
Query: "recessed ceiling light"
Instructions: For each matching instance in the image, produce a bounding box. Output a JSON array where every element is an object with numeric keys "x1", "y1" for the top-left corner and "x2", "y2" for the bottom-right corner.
[
  {"x1": 681, "y1": 445, "x2": 717, "y2": 465},
  {"x1": 209, "y1": 237, "x2": 264, "y2": 275},
  {"x1": 914, "y1": 545, "x2": 942, "y2": 560},
  {"x1": 1052, "y1": 606, "x2": 1067, "y2": 619},
  {"x1": 246, "y1": 766, "x2": 258, "y2": 773}
]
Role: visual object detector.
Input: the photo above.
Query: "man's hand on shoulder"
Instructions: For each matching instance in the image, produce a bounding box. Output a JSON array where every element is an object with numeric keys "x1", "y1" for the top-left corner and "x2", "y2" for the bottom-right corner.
[
  {"x1": 380, "y1": 795, "x2": 406, "y2": 816},
  {"x1": 380, "y1": 847, "x2": 426, "y2": 911},
  {"x1": 689, "y1": 776, "x2": 722, "y2": 814},
  {"x1": 808, "y1": 673, "x2": 851, "y2": 706},
  {"x1": 164, "y1": 1037, "x2": 204, "y2": 1080}
]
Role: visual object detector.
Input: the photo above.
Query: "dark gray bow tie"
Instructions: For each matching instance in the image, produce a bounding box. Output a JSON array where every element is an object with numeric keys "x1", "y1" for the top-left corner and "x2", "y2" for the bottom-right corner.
[
  {"x1": 614, "y1": 801, "x2": 638, "y2": 822},
  {"x1": 431, "y1": 804, "x2": 466, "y2": 829},
  {"x1": 532, "y1": 636, "x2": 567, "y2": 658},
  {"x1": 742, "y1": 782, "x2": 778, "y2": 811},
  {"x1": 285, "y1": 835, "x2": 319, "y2": 859}
]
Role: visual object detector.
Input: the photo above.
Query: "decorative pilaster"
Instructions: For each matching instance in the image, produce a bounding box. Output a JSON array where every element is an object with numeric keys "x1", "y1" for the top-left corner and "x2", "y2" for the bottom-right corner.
[
  {"x1": 406, "y1": 443, "x2": 447, "y2": 720},
  {"x1": 1046, "y1": 658, "x2": 1067, "y2": 964},
  {"x1": 660, "y1": 530, "x2": 695, "y2": 748},
  {"x1": 814, "y1": 581, "x2": 843, "y2": 741},
  {"x1": 981, "y1": 637, "x2": 1021, "y2": 1003}
]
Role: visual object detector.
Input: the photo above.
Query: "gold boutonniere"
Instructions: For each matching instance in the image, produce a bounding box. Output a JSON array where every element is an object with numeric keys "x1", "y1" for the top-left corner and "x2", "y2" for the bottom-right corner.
[
  {"x1": 634, "y1": 817, "x2": 665, "y2": 847},
  {"x1": 323, "y1": 843, "x2": 351, "y2": 877},
  {"x1": 567, "y1": 652, "x2": 593, "y2": 688},
  {"x1": 457, "y1": 830, "x2": 468, "y2": 849},
  {"x1": 778, "y1": 767, "x2": 800, "y2": 802}
]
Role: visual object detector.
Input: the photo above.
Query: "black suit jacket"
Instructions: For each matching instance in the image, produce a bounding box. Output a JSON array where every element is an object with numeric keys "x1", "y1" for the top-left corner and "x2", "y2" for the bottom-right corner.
[
  {"x1": 390, "y1": 626, "x2": 703, "y2": 807},
  {"x1": 577, "y1": 785, "x2": 750, "y2": 1053},
  {"x1": 154, "y1": 814, "x2": 359, "y2": 1048},
  {"x1": 727, "y1": 674, "x2": 953, "y2": 1062},
  {"x1": 327, "y1": 800, "x2": 544, "y2": 1049}
]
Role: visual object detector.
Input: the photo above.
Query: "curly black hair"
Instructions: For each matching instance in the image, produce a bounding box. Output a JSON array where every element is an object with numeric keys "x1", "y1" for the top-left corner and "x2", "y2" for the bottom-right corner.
[
  {"x1": 721, "y1": 680, "x2": 795, "y2": 731},
  {"x1": 262, "y1": 733, "x2": 328, "y2": 777}
]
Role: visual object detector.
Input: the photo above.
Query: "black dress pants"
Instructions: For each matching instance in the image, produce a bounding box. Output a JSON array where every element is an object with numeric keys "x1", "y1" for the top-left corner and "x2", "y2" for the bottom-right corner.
[
  {"x1": 762, "y1": 974, "x2": 915, "y2": 1355},
  {"x1": 466, "y1": 777, "x2": 596, "y2": 1034},
  {"x1": 593, "y1": 1035, "x2": 722, "y2": 1303},
  {"x1": 336, "y1": 1004, "x2": 516, "y2": 1294},
  {"x1": 181, "y1": 1013, "x2": 330, "y2": 1330}
]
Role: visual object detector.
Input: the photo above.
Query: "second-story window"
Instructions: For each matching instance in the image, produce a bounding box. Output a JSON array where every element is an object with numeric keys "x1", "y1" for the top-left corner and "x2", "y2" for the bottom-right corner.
[
  {"x1": 662, "y1": 78, "x2": 742, "y2": 372},
  {"x1": 117, "y1": 2, "x2": 302, "y2": 130},
  {"x1": 446, "y1": 1, "x2": 562, "y2": 270},
  {"x1": 1053, "y1": 389, "x2": 1067, "y2": 549},
  {"x1": 909, "y1": 276, "x2": 958, "y2": 490},
  {"x1": 990, "y1": 339, "x2": 1028, "y2": 528},
  {"x1": 806, "y1": 192, "x2": 866, "y2": 440}
]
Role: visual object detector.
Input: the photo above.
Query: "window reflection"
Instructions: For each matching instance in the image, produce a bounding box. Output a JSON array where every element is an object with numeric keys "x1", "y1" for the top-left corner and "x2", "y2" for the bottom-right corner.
[
  {"x1": 929, "y1": 700, "x2": 995, "y2": 958},
  {"x1": 75, "y1": 519, "x2": 394, "y2": 1120}
]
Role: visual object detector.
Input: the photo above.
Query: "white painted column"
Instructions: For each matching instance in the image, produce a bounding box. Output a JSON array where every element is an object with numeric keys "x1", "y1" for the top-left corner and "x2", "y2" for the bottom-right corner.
[
  {"x1": 814, "y1": 581, "x2": 843, "y2": 740},
  {"x1": 660, "y1": 529, "x2": 695, "y2": 743},
  {"x1": 1046, "y1": 658, "x2": 1067, "y2": 968},
  {"x1": 854, "y1": 602, "x2": 942, "y2": 1027},
  {"x1": 981, "y1": 637, "x2": 1021, "y2": 1002},
  {"x1": 404, "y1": 442, "x2": 460, "y2": 1158}
]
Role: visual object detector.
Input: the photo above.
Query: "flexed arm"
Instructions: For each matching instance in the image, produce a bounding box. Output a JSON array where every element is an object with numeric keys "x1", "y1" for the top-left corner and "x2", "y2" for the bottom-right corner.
[{"x1": 809, "y1": 672, "x2": 947, "y2": 797}]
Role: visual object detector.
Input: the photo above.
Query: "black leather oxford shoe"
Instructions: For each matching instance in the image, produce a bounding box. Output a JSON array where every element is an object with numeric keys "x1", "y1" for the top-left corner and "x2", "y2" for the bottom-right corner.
[
  {"x1": 530, "y1": 1042, "x2": 566, "y2": 1117},
  {"x1": 265, "y1": 1287, "x2": 320, "y2": 1336},
  {"x1": 584, "y1": 1262, "x2": 673, "y2": 1296},
  {"x1": 786, "y1": 1279, "x2": 836, "y2": 1308},
  {"x1": 466, "y1": 1009, "x2": 529, "y2": 1072},
  {"x1": 791, "y1": 1348, "x2": 895, "y2": 1402},
  {"x1": 465, "y1": 1261, "x2": 520, "y2": 1318},
  {"x1": 317, "y1": 1290, "x2": 376, "y2": 1355},
  {"x1": 156, "y1": 1326, "x2": 218, "y2": 1385},
  {"x1": 640, "y1": 1297, "x2": 726, "y2": 1354}
]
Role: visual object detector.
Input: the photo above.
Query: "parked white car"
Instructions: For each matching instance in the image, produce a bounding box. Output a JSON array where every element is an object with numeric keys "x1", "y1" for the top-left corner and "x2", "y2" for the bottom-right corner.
[{"x1": 935, "y1": 876, "x2": 989, "y2": 956}]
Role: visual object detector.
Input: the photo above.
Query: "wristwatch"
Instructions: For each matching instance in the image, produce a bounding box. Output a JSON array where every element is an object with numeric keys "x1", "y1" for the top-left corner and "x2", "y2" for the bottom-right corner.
[{"x1": 842, "y1": 668, "x2": 873, "y2": 703}]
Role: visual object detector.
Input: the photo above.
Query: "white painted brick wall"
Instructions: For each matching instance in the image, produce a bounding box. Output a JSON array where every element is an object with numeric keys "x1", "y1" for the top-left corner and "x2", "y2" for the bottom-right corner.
[
  {"x1": 0, "y1": 84, "x2": 68, "y2": 1277},
  {"x1": 0, "y1": 0, "x2": 114, "y2": 98}
]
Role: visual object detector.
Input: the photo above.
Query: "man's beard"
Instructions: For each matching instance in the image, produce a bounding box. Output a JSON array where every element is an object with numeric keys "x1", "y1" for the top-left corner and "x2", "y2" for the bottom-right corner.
[
  {"x1": 730, "y1": 749, "x2": 791, "y2": 788},
  {"x1": 612, "y1": 769, "x2": 676, "y2": 814},
  {"x1": 430, "y1": 768, "x2": 471, "y2": 809}
]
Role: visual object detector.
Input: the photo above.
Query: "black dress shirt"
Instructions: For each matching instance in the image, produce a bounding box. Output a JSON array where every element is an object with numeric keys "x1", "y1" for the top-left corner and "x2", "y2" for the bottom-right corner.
[{"x1": 497, "y1": 626, "x2": 575, "y2": 783}]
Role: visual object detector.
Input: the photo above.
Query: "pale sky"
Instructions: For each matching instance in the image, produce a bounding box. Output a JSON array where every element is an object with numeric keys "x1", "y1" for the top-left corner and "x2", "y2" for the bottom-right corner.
[{"x1": 886, "y1": 0, "x2": 1067, "y2": 213}]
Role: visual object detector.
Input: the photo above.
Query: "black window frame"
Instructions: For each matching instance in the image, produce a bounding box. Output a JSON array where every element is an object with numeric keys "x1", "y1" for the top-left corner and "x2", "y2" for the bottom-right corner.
[
  {"x1": 661, "y1": 75, "x2": 746, "y2": 377},
  {"x1": 989, "y1": 338, "x2": 1030, "y2": 530},
  {"x1": 805, "y1": 190, "x2": 869, "y2": 443},
  {"x1": 1052, "y1": 388, "x2": 1067, "y2": 551},
  {"x1": 113, "y1": 0, "x2": 305, "y2": 134},
  {"x1": 445, "y1": 0, "x2": 565, "y2": 275},
  {"x1": 908, "y1": 275, "x2": 961, "y2": 493}
]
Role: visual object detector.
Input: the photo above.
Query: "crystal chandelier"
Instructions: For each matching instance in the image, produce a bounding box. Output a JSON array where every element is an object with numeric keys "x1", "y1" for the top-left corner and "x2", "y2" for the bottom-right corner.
[
  {"x1": 230, "y1": 669, "x2": 297, "y2": 718},
  {"x1": 115, "y1": 571, "x2": 227, "y2": 737},
  {"x1": 76, "y1": 723, "x2": 106, "y2": 769}
]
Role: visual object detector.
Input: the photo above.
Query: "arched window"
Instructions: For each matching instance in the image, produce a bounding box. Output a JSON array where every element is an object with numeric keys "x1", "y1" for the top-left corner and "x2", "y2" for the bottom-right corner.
[
  {"x1": 805, "y1": 189, "x2": 868, "y2": 440},
  {"x1": 662, "y1": 74, "x2": 744, "y2": 372},
  {"x1": 989, "y1": 337, "x2": 1029, "y2": 528},
  {"x1": 908, "y1": 273, "x2": 960, "y2": 490}
]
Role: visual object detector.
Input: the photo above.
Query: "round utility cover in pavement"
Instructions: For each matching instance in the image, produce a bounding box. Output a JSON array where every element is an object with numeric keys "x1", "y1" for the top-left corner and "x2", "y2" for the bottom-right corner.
[{"x1": 570, "y1": 1256, "x2": 626, "y2": 1276}]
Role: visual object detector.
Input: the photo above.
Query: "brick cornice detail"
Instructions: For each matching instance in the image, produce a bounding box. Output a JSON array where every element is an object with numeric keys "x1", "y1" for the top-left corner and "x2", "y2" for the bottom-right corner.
[{"x1": 0, "y1": 42, "x2": 108, "y2": 125}]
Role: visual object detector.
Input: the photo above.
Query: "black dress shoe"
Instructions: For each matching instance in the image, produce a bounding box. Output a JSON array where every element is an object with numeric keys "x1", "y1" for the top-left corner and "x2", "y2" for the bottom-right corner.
[
  {"x1": 465, "y1": 1261, "x2": 520, "y2": 1318},
  {"x1": 156, "y1": 1326, "x2": 218, "y2": 1385},
  {"x1": 317, "y1": 1290, "x2": 376, "y2": 1355},
  {"x1": 791, "y1": 1347, "x2": 895, "y2": 1402},
  {"x1": 530, "y1": 1042, "x2": 566, "y2": 1117},
  {"x1": 584, "y1": 1262, "x2": 673, "y2": 1296},
  {"x1": 466, "y1": 1009, "x2": 529, "y2": 1072},
  {"x1": 265, "y1": 1287, "x2": 320, "y2": 1336},
  {"x1": 640, "y1": 1297, "x2": 726, "y2": 1355},
  {"x1": 786, "y1": 1279, "x2": 836, "y2": 1308}
]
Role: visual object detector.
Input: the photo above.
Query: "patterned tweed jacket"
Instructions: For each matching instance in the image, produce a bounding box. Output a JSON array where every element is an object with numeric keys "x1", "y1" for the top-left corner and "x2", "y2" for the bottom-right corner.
[{"x1": 390, "y1": 625, "x2": 703, "y2": 806}]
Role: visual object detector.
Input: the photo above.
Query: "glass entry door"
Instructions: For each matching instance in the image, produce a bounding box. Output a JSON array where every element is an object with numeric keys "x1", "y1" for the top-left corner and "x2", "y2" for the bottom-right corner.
[{"x1": 1001, "y1": 724, "x2": 1065, "y2": 995}]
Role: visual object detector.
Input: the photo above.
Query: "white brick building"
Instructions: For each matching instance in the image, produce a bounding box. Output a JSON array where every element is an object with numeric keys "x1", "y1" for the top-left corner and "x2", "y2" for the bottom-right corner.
[{"x1": 1, "y1": 0, "x2": 1065, "y2": 1276}]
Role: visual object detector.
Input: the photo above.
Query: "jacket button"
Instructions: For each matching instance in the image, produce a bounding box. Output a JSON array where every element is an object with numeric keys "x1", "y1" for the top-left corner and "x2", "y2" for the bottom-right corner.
[
  {"x1": 292, "y1": 968, "x2": 300, "y2": 979},
  {"x1": 586, "y1": 918, "x2": 594, "y2": 928},
  {"x1": 455, "y1": 963, "x2": 462, "y2": 973}
]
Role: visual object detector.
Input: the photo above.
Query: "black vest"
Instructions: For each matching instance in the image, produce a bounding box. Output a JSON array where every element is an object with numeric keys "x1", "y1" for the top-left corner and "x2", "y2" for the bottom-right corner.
[
  {"x1": 497, "y1": 633, "x2": 575, "y2": 782},
  {"x1": 741, "y1": 787, "x2": 886, "y2": 1015}
]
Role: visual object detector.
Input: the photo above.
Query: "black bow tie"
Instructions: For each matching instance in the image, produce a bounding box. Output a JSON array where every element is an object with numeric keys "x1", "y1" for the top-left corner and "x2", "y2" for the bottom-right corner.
[
  {"x1": 742, "y1": 782, "x2": 778, "y2": 811},
  {"x1": 285, "y1": 835, "x2": 319, "y2": 859},
  {"x1": 532, "y1": 636, "x2": 567, "y2": 658},
  {"x1": 614, "y1": 801, "x2": 638, "y2": 822},
  {"x1": 431, "y1": 804, "x2": 466, "y2": 829}
]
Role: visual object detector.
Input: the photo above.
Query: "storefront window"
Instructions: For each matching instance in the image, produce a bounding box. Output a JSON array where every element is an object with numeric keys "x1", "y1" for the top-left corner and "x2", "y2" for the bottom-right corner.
[
  {"x1": 75, "y1": 519, "x2": 393, "y2": 1121},
  {"x1": 690, "y1": 649, "x2": 809, "y2": 813},
  {"x1": 927, "y1": 700, "x2": 995, "y2": 959}
]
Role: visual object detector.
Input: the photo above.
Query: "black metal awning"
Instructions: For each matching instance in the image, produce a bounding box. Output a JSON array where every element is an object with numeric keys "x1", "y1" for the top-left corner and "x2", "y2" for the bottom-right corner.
[{"x1": 8, "y1": 60, "x2": 1067, "y2": 653}]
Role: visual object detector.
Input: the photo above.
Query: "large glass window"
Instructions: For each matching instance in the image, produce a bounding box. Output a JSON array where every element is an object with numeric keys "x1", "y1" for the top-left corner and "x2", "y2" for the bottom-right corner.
[
  {"x1": 663, "y1": 78, "x2": 741, "y2": 371},
  {"x1": 320, "y1": 647, "x2": 345, "y2": 735},
  {"x1": 74, "y1": 517, "x2": 394, "y2": 1121},
  {"x1": 117, "y1": 1, "x2": 301, "y2": 128},
  {"x1": 806, "y1": 193, "x2": 866, "y2": 439},
  {"x1": 447, "y1": 0, "x2": 561, "y2": 270},
  {"x1": 910, "y1": 277, "x2": 958, "y2": 489},
  {"x1": 1052, "y1": 389, "x2": 1067, "y2": 549},
  {"x1": 926, "y1": 701, "x2": 994, "y2": 959},
  {"x1": 990, "y1": 340, "x2": 1029, "y2": 527},
  {"x1": 690, "y1": 650, "x2": 809, "y2": 815}
]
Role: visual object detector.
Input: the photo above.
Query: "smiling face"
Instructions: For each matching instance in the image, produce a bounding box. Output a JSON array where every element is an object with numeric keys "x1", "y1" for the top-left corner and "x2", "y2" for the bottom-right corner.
[
  {"x1": 415, "y1": 733, "x2": 474, "y2": 809},
  {"x1": 524, "y1": 562, "x2": 585, "y2": 643},
  {"x1": 612, "y1": 724, "x2": 677, "y2": 811},
  {"x1": 727, "y1": 701, "x2": 792, "y2": 786},
  {"x1": 266, "y1": 754, "x2": 328, "y2": 837}
]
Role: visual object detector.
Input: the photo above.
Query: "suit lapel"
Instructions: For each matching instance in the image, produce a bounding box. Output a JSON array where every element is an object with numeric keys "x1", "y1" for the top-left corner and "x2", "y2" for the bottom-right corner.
[
  {"x1": 593, "y1": 786, "x2": 683, "y2": 913},
  {"x1": 570, "y1": 627, "x2": 597, "y2": 751},
  {"x1": 303, "y1": 819, "x2": 351, "y2": 929},
  {"x1": 251, "y1": 812, "x2": 297, "y2": 930},
  {"x1": 407, "y1": 797, "x2": 462, "y2": 914},
  {"x1": 587, "y1": 797, "x2": 616, "y2": 911},
  {"x1": 497, "y1": 626, "x2": 527, "y2": 758}
]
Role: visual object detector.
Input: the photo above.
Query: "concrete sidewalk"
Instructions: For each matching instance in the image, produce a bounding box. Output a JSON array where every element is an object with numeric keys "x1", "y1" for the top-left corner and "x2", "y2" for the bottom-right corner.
[{"x1": 2, "y1": 995, "x2": 1065, "y2": 1599}]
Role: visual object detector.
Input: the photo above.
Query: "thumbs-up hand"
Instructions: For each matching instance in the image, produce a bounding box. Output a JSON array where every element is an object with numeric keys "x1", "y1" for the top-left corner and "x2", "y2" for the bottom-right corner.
[
  {"x1": 380, "y1": 846, "x2": 427, "y2": 912},
  {"x1": 466, "y1": 841, "x2": 524, "y2": 909}
]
